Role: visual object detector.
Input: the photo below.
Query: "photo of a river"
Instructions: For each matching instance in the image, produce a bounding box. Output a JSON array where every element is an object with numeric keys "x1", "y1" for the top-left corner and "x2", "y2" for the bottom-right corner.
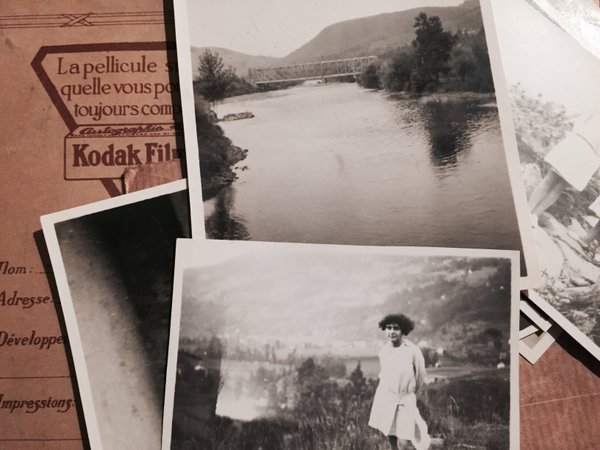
[{"x1": 204, "y1": 83, "x2": 524, "y2": 271}]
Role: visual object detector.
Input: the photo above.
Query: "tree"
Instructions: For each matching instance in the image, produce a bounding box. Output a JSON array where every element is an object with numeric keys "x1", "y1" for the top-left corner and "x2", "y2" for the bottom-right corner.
[
  {"x1": 358, "y1": 62, "x2": 381, "y2": 89},
  {"x1": 206, "y1": 334, "x2": 224, "y2": 358},
  {"x1": 196, "y1": 50, "x2": 236, "y2": 105},
  {"x1": 348, "y1": 362, "x2": 367, "y2": 396},
  {"x1": 449, "y1": 42, "x2": 477, "y2": 82},
  {"x1": 448, "y1": 28, "x2": 494, "y2": 92},
  {"x1": 411, "y1": 13, "x2": 456, "y2": 91},
  {"x1": 380, "y1": 49, "x2": 416, "y2": 92},
  {"x1": 469, "y1": 29, "x2": 494, "y2": 92},
  {"x1": 295, "y1": 358, "x2": 335, "y2": 419},
  {"x1": 296, "y1": 358, "x2": 325, "y2": 383}
]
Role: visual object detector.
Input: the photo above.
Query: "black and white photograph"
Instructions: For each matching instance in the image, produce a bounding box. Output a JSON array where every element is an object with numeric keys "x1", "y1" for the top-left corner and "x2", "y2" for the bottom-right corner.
[
  {"x1": 493, "y1": 0, "x2": 600, "y2": 359},
  {"x1": 162, "y1": 240, "x2": 519, "y2": 450},
  {"x1": 41, "y1": 180, "x2": 190, "y2": 450},
  {"x1": 174, "y1": 0, "x2": 538, "y2": 286}
]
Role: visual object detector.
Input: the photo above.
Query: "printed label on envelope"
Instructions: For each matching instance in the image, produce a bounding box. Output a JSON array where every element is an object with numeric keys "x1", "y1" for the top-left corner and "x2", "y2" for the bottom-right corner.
[{"x1": 32, "y1": 42, "x2": 182, "y2": 180}]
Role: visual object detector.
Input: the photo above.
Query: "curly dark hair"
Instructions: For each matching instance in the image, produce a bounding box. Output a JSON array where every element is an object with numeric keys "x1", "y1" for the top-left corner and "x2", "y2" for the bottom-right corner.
[{"x1": 378, "y1": 314, "x2": 415, "y2": 335}]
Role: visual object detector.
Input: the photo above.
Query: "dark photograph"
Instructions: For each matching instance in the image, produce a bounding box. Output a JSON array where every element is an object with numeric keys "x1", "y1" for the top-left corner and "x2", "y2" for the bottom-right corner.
[
  {"x1": 165, "y1": 241, "x2": 518, "y2": 450},
  {"x1": 42, "y1": 182, "x2": 190, "y2": 450}
]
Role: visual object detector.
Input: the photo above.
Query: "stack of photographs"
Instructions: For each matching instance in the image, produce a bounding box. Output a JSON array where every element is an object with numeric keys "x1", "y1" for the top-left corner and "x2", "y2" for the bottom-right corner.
[
  {"x1": 493, "y1": 0, "x2": 600, "y2": 361},
  {"x1": 519, "y1": 296, "x2": 561, "y2": 363},
  {"x1": 37, "y1": 0, "x2": 599, "y2": 449}
]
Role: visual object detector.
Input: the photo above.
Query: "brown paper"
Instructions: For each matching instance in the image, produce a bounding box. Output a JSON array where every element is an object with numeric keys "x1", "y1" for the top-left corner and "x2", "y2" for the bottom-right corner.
[
  {"x1": 520, "y1": 333, "x2": 600, "y2": 449},
  {"x1": 0, "y1": 2, "x2": 182, "y2": 447}
]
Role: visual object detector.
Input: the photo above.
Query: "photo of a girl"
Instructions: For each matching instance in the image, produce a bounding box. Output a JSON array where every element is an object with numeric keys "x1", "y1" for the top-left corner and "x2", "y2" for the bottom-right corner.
[
  {"x1": 369, "y1": 314, "x2": 431, "y2": 450},
  {"x1": 165, "y1": 241, "x2": 517, "y2": 449}
]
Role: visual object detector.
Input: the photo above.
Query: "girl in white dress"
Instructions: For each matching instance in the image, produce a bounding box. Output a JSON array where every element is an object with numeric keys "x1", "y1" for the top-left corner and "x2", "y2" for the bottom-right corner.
[{"x1": 369, "y1": 314, "x2": 430, "y2": 450}]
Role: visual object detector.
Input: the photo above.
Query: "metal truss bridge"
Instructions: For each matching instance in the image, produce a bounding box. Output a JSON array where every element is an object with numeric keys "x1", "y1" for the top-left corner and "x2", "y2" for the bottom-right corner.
[{"x1": 248, "y1": 56, "x2": 378, "y2": 85}]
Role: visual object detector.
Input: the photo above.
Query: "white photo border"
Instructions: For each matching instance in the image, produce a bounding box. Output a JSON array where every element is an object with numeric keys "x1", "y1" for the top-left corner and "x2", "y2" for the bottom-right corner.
[
  {"x1": 519, "y1": 312, "x2": 540, "y2": 340},
  {"x1": 519, "y1": 324, "x2": 562, "y2": 364},
  {"x1": 526, "y1": 290, "x2": 600, "y2": 360},
  {"x1": 520, "y1": 299, "x2": 552, "y2": 332}
]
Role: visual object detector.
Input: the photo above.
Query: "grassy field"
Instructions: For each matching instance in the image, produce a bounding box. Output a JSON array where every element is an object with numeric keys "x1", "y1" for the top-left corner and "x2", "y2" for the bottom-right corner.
[{"x1": 171, "y1": 360, "x2": 510, "y2": 450}]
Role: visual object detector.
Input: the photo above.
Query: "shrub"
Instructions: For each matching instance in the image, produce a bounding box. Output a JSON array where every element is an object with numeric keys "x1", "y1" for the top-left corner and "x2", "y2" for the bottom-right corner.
[{"x1": 358, "y1": 63, "x2": 381, "y2": 89}]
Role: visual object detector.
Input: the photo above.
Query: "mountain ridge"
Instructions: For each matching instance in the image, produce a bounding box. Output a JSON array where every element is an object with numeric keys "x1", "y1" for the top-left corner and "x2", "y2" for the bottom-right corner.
[
  {"x1": 179, "y1": 254, "x2": 511, "y2": 356},
  {"x1": 190, "y1": 46, "x2": 280, "y2": 79},
  {"x1": 191, "y1": 1, "x2": 484, "y2": 77},
  {"x1": 282, "y1": 3, "x2": 483, "y2": 64}
]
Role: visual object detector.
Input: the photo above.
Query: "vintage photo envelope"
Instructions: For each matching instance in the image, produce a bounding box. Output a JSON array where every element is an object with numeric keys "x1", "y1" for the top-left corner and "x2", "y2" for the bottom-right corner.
[
  {"x1": 41, "y1": 181, "x2": 189, "y2": 450},
  {"x1": 0, "y1": 1, "x2": 182, "y2": 447},
  {"x1": 173, "y1": 0, "x2": 540, "y2": 288},
  {"x1": 163, "y1": 240, "x2": 520, "y2": 449},
  {"x1": 492, "y1": 0, "x2": 600, "y2": 360}
]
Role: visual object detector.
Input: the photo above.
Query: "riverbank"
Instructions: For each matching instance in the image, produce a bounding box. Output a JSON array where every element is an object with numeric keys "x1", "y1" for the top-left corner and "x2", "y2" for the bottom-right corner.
[
  {"x1": 385, "y1": 89, "x2": 496, "y2": 104},
  {"x1": 223, "y1": 79, "x2": 498, "y2": 104},
  {"x1": 195, "y1": 107, "x2": 248, "y2": 201}
]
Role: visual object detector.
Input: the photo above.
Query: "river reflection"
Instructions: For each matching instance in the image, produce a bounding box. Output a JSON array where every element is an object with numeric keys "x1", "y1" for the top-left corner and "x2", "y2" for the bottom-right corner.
[
  {"x1": 421, "y1": 101, "x2": 481, "y2": 170},
  {"x1": 205, "y1": 187, "x2": 249, "y2": 240},
  {"x1": 203, "y1": 83, "x2": 522, "y2": 269},
  {"x1": 392, "y1": 98, "x2": 492, "y2": 171}
]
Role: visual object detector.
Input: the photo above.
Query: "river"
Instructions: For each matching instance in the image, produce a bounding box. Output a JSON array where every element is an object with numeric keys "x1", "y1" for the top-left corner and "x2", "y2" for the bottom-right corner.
[{"x1": 205, "y1": 82, "x2": 523, "y2": 265}]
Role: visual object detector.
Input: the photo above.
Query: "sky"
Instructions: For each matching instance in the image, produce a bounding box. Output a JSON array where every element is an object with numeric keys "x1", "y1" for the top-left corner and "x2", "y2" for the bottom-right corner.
[{"x1": 186, "y1": 0, "x2": 465, "y2": 57}]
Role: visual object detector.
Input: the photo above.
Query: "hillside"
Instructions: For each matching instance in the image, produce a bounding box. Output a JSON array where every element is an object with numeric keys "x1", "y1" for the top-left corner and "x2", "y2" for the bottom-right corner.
[
  {"x1": 282, "y1": 2, "x2": 483, "y2": 64},
  {"x1": 179, "y1": 253, "x2": 512, "y2": 357},
  {"x1": 191, "y1": 1, "x2": 485, "y2": 77},
  {"x1": 190, "y1": 46, "x2": 279, "y2": 79}
]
